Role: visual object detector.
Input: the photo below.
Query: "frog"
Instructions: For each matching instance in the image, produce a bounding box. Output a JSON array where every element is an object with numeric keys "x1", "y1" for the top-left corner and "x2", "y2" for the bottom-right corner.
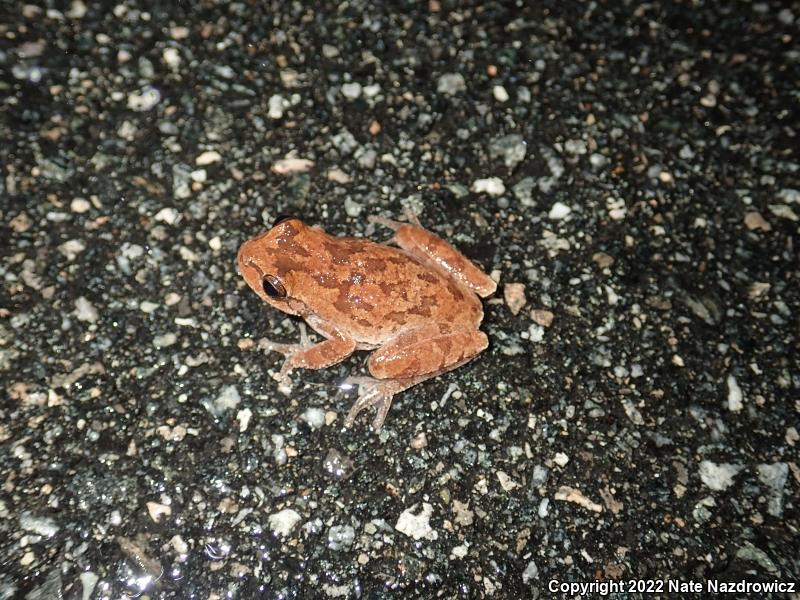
[{"x1": 236, "y1": 212, "x2": 496, "y2": 430}]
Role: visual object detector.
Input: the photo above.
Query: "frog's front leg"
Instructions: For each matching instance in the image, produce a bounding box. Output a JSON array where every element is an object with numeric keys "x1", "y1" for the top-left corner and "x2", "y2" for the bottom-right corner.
[
  {"x1": 260, "y1": 318, "x2": 356, "y2": 383},
  {"x1": 344, "y1": 325, "x2": 488, "y2": 429},
  {"x1": 369, "y1": 215, "x2": 497, "y2": 298}
]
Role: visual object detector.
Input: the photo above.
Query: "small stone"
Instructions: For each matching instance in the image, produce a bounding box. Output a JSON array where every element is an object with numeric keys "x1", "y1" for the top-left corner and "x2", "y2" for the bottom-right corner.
[
  {"x1": 589, "y1": 153, "x2": 607, "y2": 168},
  {"x1": 11, "y1": 212, "x2": 32, "y2": 232},
  {"x1": 154, "y1": 207, "x2": 179, "y2": 224},
  {"x1": 503, "y1": 283, "x2": 527, "y2": 315},
  {"x1": 726, "y1": 374, "x2": 743, "y2": 412},
  {"x1": 301, "y1": 407, "x2": 326, "y2": 429},
  {"x1": 59, "y1": 239, "x2": 85, "y2": 261},
  {"x1": 170, "y1": 26, "x2": 189, "y2": 39},
  {"x1": 699, "y1": 460, "x2": 741, "y2": 491},
  {"x1": 554, "y1": 486, "x2": 603, "y2": 513},
  {"x1": 127, "y1": 86, "x2": 161, "y2": 111},
  {"x1": 488, "y1": 134, "x2": 527, "y2": 169},
  {"x1": 548, "y1": 202, "x2": 571, "y2": 220},
  {"x1": 512, "y1": 177, "x2": 536, "y2": 206},
  {"x1": 757, "y1": 463, "x2": 788, "y2": 517},
  {"x1": 146, "y1": 501, "x2": 172, "y2": 522},
  {"x1": 471, "y1": 177, "x2": 505, "y2": 196},
  {"x1": 331, "y1": 129, "x2": 358, "y2": 155},
  {"x1": 592, "y1": 252, "x2": 615, "y2": 268},
  {"x1": 322, "y1": 44, "x2": 339, "y2": 58},
  {"x1": 190, "y1": 169, "x2": 206, "y2": 183},
  {"x1": 70, "y1": 198, "x2": 91, "y2": 213},
  {"x1": 496, "y1": 471, "x2": 519, "y2": 491},
  {"x1": 268, "y1": 508, "x2": 301, "y2": 537},
  {"x1": 19, "y1": 512, "x2": 59, "y2": 537},
  {"x1": 268, "y1": 94, "x2": 289, "y2": 119},
  {"x1": 492, "y1": 85, "x2": 509, "y2": 102},
  {"x1": 341, "y1": 82, "x2": 362, "y2": 100},
  {"x1": 437, "y1": 73, "x2": 466, "y2": 95},
  {"x1": 344, "y1": 198, "x2": 362, "y2": 217},
  {"x1": 327, "y1": 525, "x2": 355, "y2": 551},
  {"x1": 153, "y1": 333, "x2": 177, "y2": 348},
  {"x1": 368, "y1": 120, "x2": 381, "y2": 136},
  {"x1": 554, "y1": 452, "x2": 569, "y2": 467},
  {"x1": 75, "y1": 296, "x2": 98, "y2": 323},
  {"x1": 162, "y1": 47, "x2": 180, "y2": 68},
  {"x1": 237, "y1": 408, "x2": 252, "y2": 432},
  {"x1": 744, "y1": 211, "x2": 771, "y2": 231},
  {"x1": 327, "y1": 168, "x2": 352, "y2": 184},
  {"x1": 215, "y1": 385, "x2": 240, "y2": 412},
  {"x1": 272, "y1": 158, "x2": 314, "y2": 174},
  {"x1": 522, "y1": 561, "x2": 539, "y2": 584},
  {"x1": 322, "y1": 449, "x2": 354, "y2": 480},
  {"x1": 395, "y1": 503, "x2": 436, "y2": 540},
  {"x1": 208, "y1": 236, "x2": 222, "y2": 251},
  {"x1": 564, "y1": 139, "x2": 587, "y2": 155},
  {"x1": 195, "y1": 150, "x2": 222, "y2": 166},
  {"x1": 530, "y1": 309, "x2": 554, "y2": 327},
  {"x1": 768, "y1": 204, "x2": 798, "y2": 221}
]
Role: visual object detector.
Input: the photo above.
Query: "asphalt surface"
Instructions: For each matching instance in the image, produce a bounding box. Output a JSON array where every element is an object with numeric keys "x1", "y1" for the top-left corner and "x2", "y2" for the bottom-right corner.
[{"x1": 2, "y1": 1, "x2": 798, "y2": 598}]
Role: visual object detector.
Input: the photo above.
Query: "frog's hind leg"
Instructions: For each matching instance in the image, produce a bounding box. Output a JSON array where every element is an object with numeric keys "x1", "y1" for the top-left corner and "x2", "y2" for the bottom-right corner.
[
  {"x1": 343, "y1": 326, "x2": 489, "y2": 429},
  {"x1": 369, "y1": 214, "x2": 496, "y2": 298}
]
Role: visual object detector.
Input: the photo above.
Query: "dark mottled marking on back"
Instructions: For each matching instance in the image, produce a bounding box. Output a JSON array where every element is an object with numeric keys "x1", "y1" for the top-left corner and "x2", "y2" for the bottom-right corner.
[{"x1": 416, "y1": 271, "x2": 438, "y2": 284}]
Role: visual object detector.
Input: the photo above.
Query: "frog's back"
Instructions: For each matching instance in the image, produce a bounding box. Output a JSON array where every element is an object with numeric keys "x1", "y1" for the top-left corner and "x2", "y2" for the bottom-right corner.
[{"x1": 309, "y1": 233, "x2": 483, "y2": 344}]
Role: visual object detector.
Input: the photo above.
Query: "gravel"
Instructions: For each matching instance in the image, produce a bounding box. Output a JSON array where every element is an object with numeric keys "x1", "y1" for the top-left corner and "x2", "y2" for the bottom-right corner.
[{"x1": 2, "y1": 1, "x2": 797, "y2": 598}]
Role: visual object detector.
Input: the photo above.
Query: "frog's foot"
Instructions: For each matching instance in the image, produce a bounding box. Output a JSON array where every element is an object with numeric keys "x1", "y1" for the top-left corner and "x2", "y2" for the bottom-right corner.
[
  {"x1": 258, "y1": 324, "x2": 313, "y2": 383},
  {"x1": 342, "y1": 376, "x2": 421, "y2": 430},
  {"x1": 368, "y1": 207, "x2": 422, "y2": 232}
]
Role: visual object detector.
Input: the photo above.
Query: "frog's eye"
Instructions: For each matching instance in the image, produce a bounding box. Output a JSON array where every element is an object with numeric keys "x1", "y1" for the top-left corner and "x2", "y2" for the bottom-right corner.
[
  {"x1": 273, "y1": 214, "x2": 297, "y2": 227},
  {"x1": 262, "y1": 275, "x2": 287, "y2": 298}
]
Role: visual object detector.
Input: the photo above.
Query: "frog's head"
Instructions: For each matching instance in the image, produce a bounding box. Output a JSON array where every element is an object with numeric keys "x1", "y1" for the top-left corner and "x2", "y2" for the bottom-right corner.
[{"x1": 237, "y1": 215, "x2": 311, "y2": 315}]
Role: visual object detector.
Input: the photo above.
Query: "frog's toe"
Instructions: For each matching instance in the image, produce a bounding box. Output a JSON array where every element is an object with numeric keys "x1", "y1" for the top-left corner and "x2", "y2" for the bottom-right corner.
[
  {"x1": 344, "y1": 386, "x2": 392, "y2": 430},
  {"x1": 344, "y1": 377, "x2": 394, "y2": 431}
]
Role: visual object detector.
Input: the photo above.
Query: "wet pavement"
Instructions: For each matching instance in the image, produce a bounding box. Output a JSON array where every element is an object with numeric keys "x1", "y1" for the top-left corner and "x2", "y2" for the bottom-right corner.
[{"x1": 1, "y1": 1, "x2": 798, "y2": 598}]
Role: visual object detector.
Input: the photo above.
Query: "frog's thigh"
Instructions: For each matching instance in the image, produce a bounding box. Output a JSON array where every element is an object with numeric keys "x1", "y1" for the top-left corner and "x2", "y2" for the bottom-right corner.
[
  {"x1": 367, "y1": 326, "x2": 488, "y2": 380},
  {"x1": 392, "y1": 224, "x2": 496, "y2": 298}
]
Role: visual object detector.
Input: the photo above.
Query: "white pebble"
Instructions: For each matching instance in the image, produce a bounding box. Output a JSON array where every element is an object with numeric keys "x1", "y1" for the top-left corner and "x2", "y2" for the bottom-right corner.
[
  {"x1": 301, "y1": 407, "x2": 326, "y2": 429},
  {"x1": 154, "y1": 207, "x2": 179, "y2": 224},
  {"x1": 699, "y1": 460, "x2": 741, "y2": 491},
  {"x1": 127, "y1": 86, "x2": 161, "y2": 111},
  {"x1": 268, "y1": 508, "x2": 302, "y2": 537},
  {"x1": 195, "y1": 150, "x2": 222, "y2": 166},
  {"x1": 341, "y1": 82, "x2": 362, "y2": 100},
  {"x1": 146, "y1": 501, "x2": 171, "y2": 522},
  {"x1": 162, "y1": 47, "x2": 180, "y2": 68},
  {"x1": 493, "y1": 85, "x2": 509, "y2": 102},
  {"x1": 395, "y1": 503, "x2": 436, "y2": 540},
  {"x1": 208, "y1": 236, "x2": 222, "y2": 251},
  {"x1": 190, "y1": 169, "x2": 207, "y2": 183},
  {"x1": 726, "y1": 374, "x2": 743, "y2": 412},
  {"x1": 548, "y1": 202, "x2": 571, "y2": 220},
  {"x1": 272, "y1": 158, "x2": 314, "y2": 174},
  {"x1": 75, "y1": 296, "x2": 98, "y2": 323},
  {"x1": 70, "y1": 198, "x2": 91, "y2": 213},
  {"x1": 153, "y1": 332, "x2": 177, "y2": 348},
  {"x1": 471, "y1": 177, "x2": 506, "y2": 197},
  {"x1": 237, "y1": 407, "x2": 252, "y2": 432},
  {"x1": 268, "y1": 94, "x2": 289, "y2": 119},
  {"x1": 215, "y1": 385, "x2": 240, "y2": 411},
  {"x1": 554, "y1": 452, "x2": 569, "y2": 467}
]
